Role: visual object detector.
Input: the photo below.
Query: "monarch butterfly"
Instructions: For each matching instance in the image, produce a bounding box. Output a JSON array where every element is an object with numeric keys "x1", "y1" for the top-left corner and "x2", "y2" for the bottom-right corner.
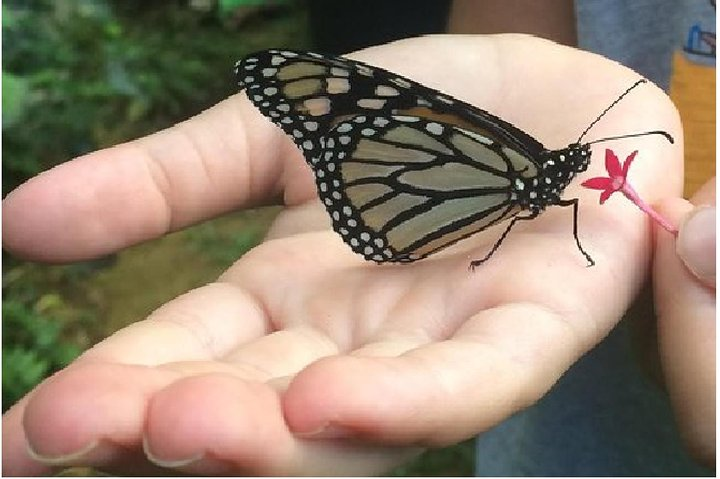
[{"x1": 235, "y1": 49, "x2": 673, "y2": 268}]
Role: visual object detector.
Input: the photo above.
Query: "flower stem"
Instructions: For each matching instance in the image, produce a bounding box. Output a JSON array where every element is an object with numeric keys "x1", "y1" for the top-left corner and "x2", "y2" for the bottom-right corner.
[{"x1": 621, "y1": 183, "x2": 678, "y2": 236}]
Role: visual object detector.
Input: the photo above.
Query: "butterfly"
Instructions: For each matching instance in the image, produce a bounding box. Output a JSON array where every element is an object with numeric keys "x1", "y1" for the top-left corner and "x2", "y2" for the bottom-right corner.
[{"x1": 235, "y1": 49, "x2": 672, "y2": 268}]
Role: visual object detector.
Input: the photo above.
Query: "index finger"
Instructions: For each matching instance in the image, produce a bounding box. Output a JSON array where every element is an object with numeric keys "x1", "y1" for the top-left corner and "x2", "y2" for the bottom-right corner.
[{"x1": 2, "y1": 95, "x2": 314, "y2": 262}]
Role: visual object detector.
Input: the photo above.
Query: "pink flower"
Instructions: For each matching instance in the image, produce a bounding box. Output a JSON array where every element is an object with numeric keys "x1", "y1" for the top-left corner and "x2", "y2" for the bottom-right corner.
[
  {"x1": 582, "y1": 149, "x2": 637, "y2": 204},
  {"x1": 582, "y1": 149, "x2": 678, "y2": 235}
]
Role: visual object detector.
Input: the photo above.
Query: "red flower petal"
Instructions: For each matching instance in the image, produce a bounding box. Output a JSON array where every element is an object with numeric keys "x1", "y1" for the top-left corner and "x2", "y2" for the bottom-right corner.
[
  {"x1": 599, "y1": 188, "x2": 616, "y2": 204},
  {"x1": 605, "y1": 149, "x2": 623, "y2": 177},
  {"x1": 581, "y1": 177, "x2": 613, "y2": 190},
  {"x1": 622, "y1": 150, "x2": 638, "y2": 177}
]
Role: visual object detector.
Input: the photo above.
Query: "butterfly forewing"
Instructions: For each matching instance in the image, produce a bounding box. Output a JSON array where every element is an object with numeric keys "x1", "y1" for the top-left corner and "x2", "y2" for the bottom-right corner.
[
  {"x1": 235, "y1": 49, "x2": 546, "y2": 166},
  {"x1": 315, "y1": 115, "x2": 528, "y2": 262}
]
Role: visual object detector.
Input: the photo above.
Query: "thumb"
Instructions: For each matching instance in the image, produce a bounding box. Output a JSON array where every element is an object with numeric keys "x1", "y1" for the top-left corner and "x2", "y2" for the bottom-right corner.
[{"x1": 676, "y1": 206, "x2": 716, "y2": 289}]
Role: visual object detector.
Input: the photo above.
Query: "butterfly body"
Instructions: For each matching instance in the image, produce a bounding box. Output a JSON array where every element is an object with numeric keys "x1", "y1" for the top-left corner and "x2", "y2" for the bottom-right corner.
[
  {"x1": 522, "y1": 144, "x2": 592, "y2": 211},
  {"x1": 235, "y1": 49, "x2": 662, "y2": 267}
]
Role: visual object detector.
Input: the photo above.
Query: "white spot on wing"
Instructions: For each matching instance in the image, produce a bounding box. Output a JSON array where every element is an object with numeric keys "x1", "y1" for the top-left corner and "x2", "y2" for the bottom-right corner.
[
  {"x1": 303, "y1": 97, "x2": 331, "y2": 116},
  {"x1": 327, "y1": 77, "x2": 350, "y2": 94},
  {"x1": 391, "y1": 77, "x2": 411, "y2": 88},
  {"x1": 330, "y1": 67, "x2": 350, "y2": 77},
  {"x1": 357, "y1": 98, "x2": 386, "y2": 109},
  {"x1": 375, "y1": 85, "x2": 399, "y2": 96},
  {"x1": 462, "y1": 129, "x2": 493, "y2": 145},
  {"x1": 426, "y1": 122, "x2": 443, "y2": 135}
]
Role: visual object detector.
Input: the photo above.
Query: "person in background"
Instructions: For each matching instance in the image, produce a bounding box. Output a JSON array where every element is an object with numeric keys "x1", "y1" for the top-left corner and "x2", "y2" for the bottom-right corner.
[{"x1": 447, "y1": 0, "x2": 715, "y2": 475}]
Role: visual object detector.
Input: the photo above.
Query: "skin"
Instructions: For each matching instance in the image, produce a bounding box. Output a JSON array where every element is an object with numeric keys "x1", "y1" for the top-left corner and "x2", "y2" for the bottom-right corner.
[
  {"x1": 655, "y1": 180, "x2": 716, "y2": 467},
  {"x1": 2, "y1": 35, "x2": 685, "y2": 475}
]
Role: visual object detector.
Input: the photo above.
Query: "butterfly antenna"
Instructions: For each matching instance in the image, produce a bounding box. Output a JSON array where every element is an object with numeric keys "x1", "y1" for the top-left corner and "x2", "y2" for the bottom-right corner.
[
  {"x1": 577, "y1": 79, "x2": 648, "y2": 144},
  {"x1": 587, "y1": 129, "x2": 674, "y2": 145}
]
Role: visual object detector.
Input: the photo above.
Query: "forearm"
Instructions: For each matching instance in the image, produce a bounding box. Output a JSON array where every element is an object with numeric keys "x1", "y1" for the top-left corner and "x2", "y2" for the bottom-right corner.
[{"x1": 446, "y1": 0, "x2": 577, "y2": 46}]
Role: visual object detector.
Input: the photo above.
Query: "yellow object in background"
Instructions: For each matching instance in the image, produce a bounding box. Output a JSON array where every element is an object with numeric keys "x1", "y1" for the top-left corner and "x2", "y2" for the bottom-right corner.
[{"x1": 669, "y1": 51, "x2": 716, "y2": 197}]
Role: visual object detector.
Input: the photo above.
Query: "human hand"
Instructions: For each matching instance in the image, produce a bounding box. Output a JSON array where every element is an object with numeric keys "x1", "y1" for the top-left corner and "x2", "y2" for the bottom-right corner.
[
  {"x1": 2, "y1": 35, "x2": 681, "y2": 475},
  {"x1": 654, "y1": 178, "x2": 715, "y2": 467}
]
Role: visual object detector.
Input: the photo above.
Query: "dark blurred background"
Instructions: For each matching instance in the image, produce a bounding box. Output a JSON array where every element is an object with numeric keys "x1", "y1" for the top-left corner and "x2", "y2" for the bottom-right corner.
[{"x1": 2, "y1": 0, "x2": 473, "y2": 475}]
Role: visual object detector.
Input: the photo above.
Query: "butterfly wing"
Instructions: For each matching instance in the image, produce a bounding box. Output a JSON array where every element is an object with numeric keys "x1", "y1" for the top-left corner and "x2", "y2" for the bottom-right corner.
[
  {"x1": 235, "y1": 49, "x2": 546, "y2": 166},
  {"x1": 317, "y1": 115, "x2": 542, "y2": 262}
]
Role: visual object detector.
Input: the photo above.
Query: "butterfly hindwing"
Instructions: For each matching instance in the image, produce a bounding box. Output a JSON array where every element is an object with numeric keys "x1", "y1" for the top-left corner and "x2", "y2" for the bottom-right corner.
[{"x1": 316, "y1": 115, "x2": 530, "y2": 262}]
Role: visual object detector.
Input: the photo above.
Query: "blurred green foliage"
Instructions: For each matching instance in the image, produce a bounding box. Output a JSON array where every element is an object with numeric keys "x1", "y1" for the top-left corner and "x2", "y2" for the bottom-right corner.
[
  {"x1": 3, "y1": 0, "x2": 309, "y2": 195},
  {"x1": 186, "y1": 208, "x2": 279, "y2": 266},
  {"x1": 2, "y1": 265, "x2": 97, "y2": 411},
  {"x1": 390, "y1": 439, "x2": 476, "y2": 476}
]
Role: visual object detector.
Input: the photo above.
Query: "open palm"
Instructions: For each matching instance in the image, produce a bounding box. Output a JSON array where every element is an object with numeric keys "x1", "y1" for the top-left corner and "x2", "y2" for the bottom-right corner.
[{"x1": 2, "y1": 35, "x2": 681, "y2": 475}]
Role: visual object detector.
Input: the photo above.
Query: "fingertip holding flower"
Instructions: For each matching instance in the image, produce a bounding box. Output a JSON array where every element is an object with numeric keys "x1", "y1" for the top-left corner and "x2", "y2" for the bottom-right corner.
[
  {"x1": 677, "y1": 206, "x2": 716, "y2": 285},
  {"x1": 582, "y1": 148, "x2": 678, "y2": 236}
]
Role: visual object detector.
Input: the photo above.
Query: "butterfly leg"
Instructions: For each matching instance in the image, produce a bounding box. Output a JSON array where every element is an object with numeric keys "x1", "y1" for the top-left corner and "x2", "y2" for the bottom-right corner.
[
  {"x1": 557, "y1": 198, "x2": 595, "y2": 267},
  {"x1": 469, "y1": 212, "x2": 539, "y2": 271}
]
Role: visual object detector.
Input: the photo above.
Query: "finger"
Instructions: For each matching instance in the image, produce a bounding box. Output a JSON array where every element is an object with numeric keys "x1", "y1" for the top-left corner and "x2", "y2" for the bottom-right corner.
[
  {"x1": 654, "y1": 198, "x2": 716, "y2": 464},
  {"x1": 676, "y1": 206, "x2": 716, "y2": 288},
  {"x1": 92, "y1": 279, "x2": 340, "y2": 382},
  {"x1": 3, "y1": 397, "x2": 52, "y2": 476},
  {"x1": 282, "y1": 303, "x2": 591, "y2": 446},
  {"x1": 20, "y1": 362, "x2": 179, "y2": 472},
  {"x1": 2, "y1": 95, "x2": 315, "y2": 262},
  {"x1": 145, "y1": 375, "x2": 417, "y2": 476},
  {"x1": 21, "y1": 363, "x2": 416, "y2": 476},
  {"x1": 223, "y1": 326, "x2": 340, "y2": 380},
  {"x1": 675, "y1": 180, "x2": 716, "y2": 288},
  {"x1": 80, "y1": 282, "x2": 270, "y2": 366},
  {"x1": 143, "y1": 373, "x2": 417, "y2": 475},
  {"x1": 143, "y1": 373, "x2": 292, "y2": 475}
]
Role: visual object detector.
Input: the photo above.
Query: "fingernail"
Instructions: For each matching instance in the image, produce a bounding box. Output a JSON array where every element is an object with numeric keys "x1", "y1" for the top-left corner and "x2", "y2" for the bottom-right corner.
[
  {"x1": 142, "y1": 435, "x2": 203, "y2": 468},
  {"x1": 677, "y1": 206, "x2": 716, "y2": 283},
  {"x1": 26, "y1": 439, "x2": 98, "y2": 465}
]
